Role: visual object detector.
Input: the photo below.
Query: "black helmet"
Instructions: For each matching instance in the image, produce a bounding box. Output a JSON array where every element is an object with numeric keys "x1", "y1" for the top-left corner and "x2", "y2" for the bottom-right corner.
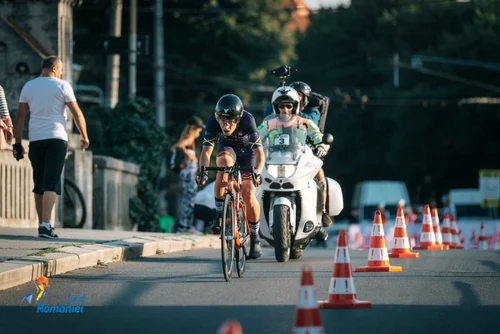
[
  {"x1": 290, "y1": 81, "x2": 312, "y2": 108},
  {"x1": 215, "y1": 94, "x2": 244, "y2": 121}
]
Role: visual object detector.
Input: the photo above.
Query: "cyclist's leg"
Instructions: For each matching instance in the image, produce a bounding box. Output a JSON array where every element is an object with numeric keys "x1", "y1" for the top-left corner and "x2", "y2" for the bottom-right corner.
[
  {"x1": 238, "y1": 149, "x2": 262, "y2": 259},
  {"x1": 315, "y1": 167, "x2": 332, "y2": 227},
  {"x1": 210, "y1": 146, "x2": 236, "y2": 233}
]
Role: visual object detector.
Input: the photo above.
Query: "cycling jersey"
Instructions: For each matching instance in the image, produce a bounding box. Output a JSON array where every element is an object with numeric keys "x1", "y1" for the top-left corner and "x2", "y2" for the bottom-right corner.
[{"x1": 202, "y1": 110, "x2": 262, "y2": 150}]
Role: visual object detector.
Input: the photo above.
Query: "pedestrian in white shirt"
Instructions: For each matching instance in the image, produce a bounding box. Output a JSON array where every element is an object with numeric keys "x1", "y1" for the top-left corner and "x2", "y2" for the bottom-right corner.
[{"x1": 13, "y1": 55, "x2": 90, "y2": 238}]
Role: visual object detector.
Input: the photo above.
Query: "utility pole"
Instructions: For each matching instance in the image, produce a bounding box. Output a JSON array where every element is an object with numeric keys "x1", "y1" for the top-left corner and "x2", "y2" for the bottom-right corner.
[
  {"x1": 129, "y1": 0, "x2": 137, "y2": 100},
  {"x1": 393, "y1": 53, "x2": 399, "y2": 88},
  {"x1": 105, "y1": 0, "x2": 123, "y2": 110},
  {"x1": 155, "y1": 0, "x2": 165, "y2": 127},
  {"x1": 154, "y1": 0, "x2": 168, "y2": 216}
]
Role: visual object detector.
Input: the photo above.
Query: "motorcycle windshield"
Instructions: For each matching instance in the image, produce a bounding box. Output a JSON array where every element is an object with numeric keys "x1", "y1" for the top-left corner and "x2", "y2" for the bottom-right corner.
[{"x1": 260, "y1": 114, "x2": 307, "y2": 164}]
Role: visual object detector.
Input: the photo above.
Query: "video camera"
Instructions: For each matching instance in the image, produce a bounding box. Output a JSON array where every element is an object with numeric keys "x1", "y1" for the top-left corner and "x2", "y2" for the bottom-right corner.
[{"x1": 269, "y1": 65, "x2": 297, "y2": 86}]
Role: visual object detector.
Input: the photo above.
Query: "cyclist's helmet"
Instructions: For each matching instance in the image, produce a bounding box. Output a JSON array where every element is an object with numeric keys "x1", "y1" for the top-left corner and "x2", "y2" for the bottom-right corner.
[
  {"x1": 215, "y1": 94, "x2": 244, "y2": 122},
  {"x1": 290, "y1": 81, "x2": 312, "y2": 108},
  {"x1": 271, "y1": 86, "x2": 300, "y2": 114}
]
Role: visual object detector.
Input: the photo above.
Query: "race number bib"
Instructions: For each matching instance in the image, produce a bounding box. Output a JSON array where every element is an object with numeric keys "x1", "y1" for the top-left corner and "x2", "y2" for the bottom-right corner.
[{"x1": 275, "y1": 134, "x2": 290, "y2": 146}]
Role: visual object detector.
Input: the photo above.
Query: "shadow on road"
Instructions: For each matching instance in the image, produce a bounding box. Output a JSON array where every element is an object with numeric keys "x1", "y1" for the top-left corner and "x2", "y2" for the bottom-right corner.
[{"x1": 0, "y1": 304, "x2": 499, "y2": 334}]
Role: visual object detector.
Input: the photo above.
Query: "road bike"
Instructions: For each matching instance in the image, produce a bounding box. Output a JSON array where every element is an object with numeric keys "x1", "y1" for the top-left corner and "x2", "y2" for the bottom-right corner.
[{"x1": 201, "y1": 165, "x2": 257, "y2": 282}]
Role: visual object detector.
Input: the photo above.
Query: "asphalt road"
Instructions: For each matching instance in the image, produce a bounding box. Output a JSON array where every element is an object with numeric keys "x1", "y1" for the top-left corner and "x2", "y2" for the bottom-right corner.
[{"x1": 0, "y1": 245, "x2": 499, "y2": 334}]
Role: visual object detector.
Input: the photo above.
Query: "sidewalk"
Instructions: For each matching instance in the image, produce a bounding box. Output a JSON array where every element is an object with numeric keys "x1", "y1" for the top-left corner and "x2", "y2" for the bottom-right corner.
[{"x1": 0, "y1": 227, "x2": 220, "y2": 291}]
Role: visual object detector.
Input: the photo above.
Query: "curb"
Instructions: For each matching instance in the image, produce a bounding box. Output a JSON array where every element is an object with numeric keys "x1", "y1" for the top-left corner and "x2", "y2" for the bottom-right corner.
[{"x1": 0, "y1": 234, "x2": 220, "y2": 291}]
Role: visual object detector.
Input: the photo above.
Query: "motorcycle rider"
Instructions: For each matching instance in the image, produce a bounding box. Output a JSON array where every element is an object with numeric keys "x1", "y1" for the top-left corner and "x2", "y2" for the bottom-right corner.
[
  {"x1": 258, "y1": 87, "x2": 331, "y2": 239},
  {"x1": 197, "y1": 94, "x2": 265, "y2": 259},
  {"x1": 264, "y1": 81, "x2": 332, "y2": 227}
]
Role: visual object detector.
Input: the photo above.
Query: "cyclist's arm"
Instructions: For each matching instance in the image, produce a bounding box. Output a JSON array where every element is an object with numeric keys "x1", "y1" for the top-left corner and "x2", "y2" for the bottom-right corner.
[
  {"x1": 253, "y1": 146, "x2": 265, "y2": 175},
  {"x1": 199, "y1": 145, "x2": 213, "y2": 171},
  {"x1": 199, "y1": 114, "x2": 217, "y2": 171}
]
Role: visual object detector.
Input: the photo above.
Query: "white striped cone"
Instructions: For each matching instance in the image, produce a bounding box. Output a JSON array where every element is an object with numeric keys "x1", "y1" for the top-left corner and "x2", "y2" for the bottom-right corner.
[
  {"x1": 432, "y1": 213, "x2": 443, "y2": 245},
  {"x1": 297, "y1": 285, "x2": 319, "y2": 309},
  {"x1": 478, "y1": 224, "x2": 488, "y2": 250},
  {"x1": 355, "y1": 211, "x2": 402, "y2": 272},
  {"x1": 319, "y1": 230, "x2": 372, "y2": 308},
  {"x1": 441, "y1": 213, "x2": 453, "y2": 245},
  {"x1": 293, "y1": 266, "x2": 324, "y2": 333}
]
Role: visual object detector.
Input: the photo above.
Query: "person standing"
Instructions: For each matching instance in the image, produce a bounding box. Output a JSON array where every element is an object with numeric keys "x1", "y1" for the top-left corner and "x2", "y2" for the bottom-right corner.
[
  {"x1": 171, "y1": 116, "x2": 205, "y2": 234},
  {"x1": 0, "y1": 85, "x2": 13, "y2": 148},
  {"x1": 13, "y1": 56, "x2": 90, "y2": 238}
]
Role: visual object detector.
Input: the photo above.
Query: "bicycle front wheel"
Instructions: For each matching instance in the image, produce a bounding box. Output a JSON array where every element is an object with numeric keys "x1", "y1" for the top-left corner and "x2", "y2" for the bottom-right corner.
[{"x1": 221, "y1": 193, "x2": 235, "y2": 282}]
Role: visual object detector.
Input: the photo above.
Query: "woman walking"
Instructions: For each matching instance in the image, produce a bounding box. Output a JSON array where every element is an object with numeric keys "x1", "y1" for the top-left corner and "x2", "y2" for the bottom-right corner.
[{"x1": 171, "y1": 116, "x2": 205, "y2": 234}]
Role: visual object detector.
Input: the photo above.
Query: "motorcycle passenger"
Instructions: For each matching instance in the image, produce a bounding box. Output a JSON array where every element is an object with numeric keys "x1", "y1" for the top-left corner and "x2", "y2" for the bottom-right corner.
[
  {"x1": 258, "y1": 87, "x2": 331, "y2": 239},
  {"x1": 291, "y1": 81, "x2": 332, "y2": 228},
  {"x1": 197, "y1": 94, "x2": 265, "y2": 259}
]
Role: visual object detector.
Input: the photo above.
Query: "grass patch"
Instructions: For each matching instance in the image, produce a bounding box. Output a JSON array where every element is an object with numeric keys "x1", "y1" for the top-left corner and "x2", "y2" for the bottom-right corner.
[{"x1": 27, "y1": 247, "x2": 64, "y2": 256}]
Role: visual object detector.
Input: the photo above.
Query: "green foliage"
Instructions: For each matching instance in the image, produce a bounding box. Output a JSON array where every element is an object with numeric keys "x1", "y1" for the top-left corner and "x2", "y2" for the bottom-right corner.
[
  {"x1": 296, "y1": 0, "x2": 500, "y2": 212},
  {"x1": 95, "y1": 98, "x2": 173, "y2": 232}
]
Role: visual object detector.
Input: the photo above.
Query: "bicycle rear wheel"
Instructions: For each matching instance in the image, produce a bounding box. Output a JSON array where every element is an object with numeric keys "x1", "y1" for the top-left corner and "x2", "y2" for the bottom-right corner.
[
  {"x1": 236, "y1": 205, "x2": 248, "y2": 278},
  {"x1": 62, "y1": 178, "x2": 87, "y2": 228},
  {"x1": 221, "y1": 193, "x2": 235, "y2": 282}
]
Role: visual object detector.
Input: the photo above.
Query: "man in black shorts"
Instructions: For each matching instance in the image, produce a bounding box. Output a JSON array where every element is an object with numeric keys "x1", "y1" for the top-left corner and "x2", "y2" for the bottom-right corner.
[
  {"x1": 13, "y1": 56, "x2": 89, "y2": 238},
  {"x1": 197, "y1": 94, "x2": 265, "y2": 259}
]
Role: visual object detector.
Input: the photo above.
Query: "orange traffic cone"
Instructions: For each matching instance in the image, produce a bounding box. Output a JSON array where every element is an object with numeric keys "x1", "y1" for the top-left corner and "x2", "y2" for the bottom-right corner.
[
  {"x1": 355, "y1": 211, "x2": 402, "y2": 272},
  {"x1": 450, "y1": 214, "x2": 464, "y2": 249},
  {"x1": 431, "y1": 208, "x2": 449, "y2": 250},
  {"x1": 293, "y1": 265, "x2": 324, "y2": 334},
  {"x1": 440, "y1": 212, "x2": 453, "y2": 246},
  {"x1": 478, "y1": 223, "x2": 489, "y2": 250},
  {"x1": 217, "y1": 320, "x2": 243, "y2": 334},
  {"x1": 389, "y1": 206, "x2": 419, "y2": 258},
  {"x1": 414, "y1": 205, "x2": 443, "y2": 250},
  {"x1": 319, "y1": 230, "x2": 372, "y2": 309}
]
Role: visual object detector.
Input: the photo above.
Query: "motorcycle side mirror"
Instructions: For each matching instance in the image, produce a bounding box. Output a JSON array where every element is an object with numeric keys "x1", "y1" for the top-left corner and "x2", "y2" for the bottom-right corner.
[{"x1": 323, "y1": 133, "x2": 334, "y2": 144}]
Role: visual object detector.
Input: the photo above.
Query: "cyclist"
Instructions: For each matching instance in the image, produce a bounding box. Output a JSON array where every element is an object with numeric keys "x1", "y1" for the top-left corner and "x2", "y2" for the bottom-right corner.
[
  {"x1": 197, "y1": 94, "x2": 265, "y2": 259},
  {"x1": 258, "y1": 86, "x2": 331, "y2": 239}
]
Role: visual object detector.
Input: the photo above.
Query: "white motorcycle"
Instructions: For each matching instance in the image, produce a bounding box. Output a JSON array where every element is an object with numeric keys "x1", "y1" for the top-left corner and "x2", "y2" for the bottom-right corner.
[{"x1": 256, "y1": 114, "x2": 344, "y2": 262}]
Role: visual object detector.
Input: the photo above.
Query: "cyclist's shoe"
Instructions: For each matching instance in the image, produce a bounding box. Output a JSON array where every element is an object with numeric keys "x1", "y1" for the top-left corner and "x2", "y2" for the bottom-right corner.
[
  {"x1": 38, "y1": 224, "x2": 58, "y2": 239},
  {"x1": 210, "y1": 213, "x2": 222, "y2": 234},
  {"x1": 247, "y1": 234, "x2": 262, "y2": 259},
  {"x1": 321, "y1": 212, "x2": 333, "y2": 227}
]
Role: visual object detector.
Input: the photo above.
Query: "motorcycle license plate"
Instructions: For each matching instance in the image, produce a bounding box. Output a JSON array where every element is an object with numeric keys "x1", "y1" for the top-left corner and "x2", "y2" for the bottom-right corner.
[{"x1": 275, "y1": 134, "x2": 290, "y2": 146}]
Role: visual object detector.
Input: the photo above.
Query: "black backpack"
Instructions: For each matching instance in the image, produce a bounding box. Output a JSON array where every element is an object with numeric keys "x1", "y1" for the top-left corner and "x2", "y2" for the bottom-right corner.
[{"x1": 306, "y1": 92, "x2": 330, "y2": 132}]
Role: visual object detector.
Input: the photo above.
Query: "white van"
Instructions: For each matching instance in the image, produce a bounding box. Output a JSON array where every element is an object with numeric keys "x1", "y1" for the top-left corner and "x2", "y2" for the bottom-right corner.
[
  {"x1": 351, "y1": 180, "x2": 411, "y2": 223},
  {"x1": 448, "y1": 188, "x2": 491, "y2": 220}
]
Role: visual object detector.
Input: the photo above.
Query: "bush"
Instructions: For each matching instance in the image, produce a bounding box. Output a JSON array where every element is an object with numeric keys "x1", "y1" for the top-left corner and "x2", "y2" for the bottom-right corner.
[{"x1": 96, "y1": 98, "x2": 173, "y2": 231}]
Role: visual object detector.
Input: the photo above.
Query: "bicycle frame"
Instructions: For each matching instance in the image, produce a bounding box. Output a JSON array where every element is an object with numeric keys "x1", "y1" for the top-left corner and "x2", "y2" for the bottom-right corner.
[{"x1": 203, "y1": 165, "x2": 252, "y2": 250}]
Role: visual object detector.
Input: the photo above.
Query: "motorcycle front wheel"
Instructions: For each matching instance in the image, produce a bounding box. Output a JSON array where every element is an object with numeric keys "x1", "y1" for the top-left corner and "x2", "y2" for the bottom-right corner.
[{"x1": 273, "y1": 204, "x2": 290, "y2": 262}]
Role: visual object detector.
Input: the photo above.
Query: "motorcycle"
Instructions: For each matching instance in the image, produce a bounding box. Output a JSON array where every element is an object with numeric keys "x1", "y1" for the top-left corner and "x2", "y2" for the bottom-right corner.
[{"x1": 256, "y1": 114, "x2": 344, "y2": 262}]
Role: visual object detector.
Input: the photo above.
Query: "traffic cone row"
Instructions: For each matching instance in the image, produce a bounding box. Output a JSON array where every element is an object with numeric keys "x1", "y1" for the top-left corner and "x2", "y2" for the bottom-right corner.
[{"x1": 219, "y1": 204, "x2": 479, "y2": 334}]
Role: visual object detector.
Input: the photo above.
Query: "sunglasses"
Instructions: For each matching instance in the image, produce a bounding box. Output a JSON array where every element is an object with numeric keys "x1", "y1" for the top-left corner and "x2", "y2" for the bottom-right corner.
[
  {"x1": 216, "y1": 115, "x2": 238, "y2": 125},
  {"x1": 278, "y1": 104, "x2": 293, "y2": 110}
]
